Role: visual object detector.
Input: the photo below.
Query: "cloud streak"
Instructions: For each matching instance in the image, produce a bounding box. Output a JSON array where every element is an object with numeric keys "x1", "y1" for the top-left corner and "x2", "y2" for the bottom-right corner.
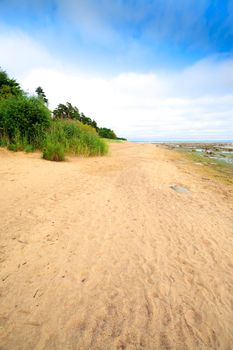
[
  {"x1": 56, "y1": 0, "x2": 233, "y2": 54},
  {"x1": 1, "y1": 0, "x2": 233, "y2": 72}
]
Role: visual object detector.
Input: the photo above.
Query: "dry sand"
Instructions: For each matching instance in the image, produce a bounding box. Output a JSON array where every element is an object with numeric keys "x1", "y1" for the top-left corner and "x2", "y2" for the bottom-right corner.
[{"x1": 0, "y1": 142, "x2": 233, "y2": 350}]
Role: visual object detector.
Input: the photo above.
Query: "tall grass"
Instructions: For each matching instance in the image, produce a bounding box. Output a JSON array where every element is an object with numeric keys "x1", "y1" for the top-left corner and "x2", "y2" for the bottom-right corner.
[
  {"x1": 42, "y1": 120, "x2": 108, "y2": 161},
  {"x1": 0, "y1": 129, "x2": 36, "y2": 152},
  {"x1": 0, "y1": 128, "x2": 41, "y2": 153},
  {"x1": 0, "y1": 119, "x2": 108, "y2": 161}
]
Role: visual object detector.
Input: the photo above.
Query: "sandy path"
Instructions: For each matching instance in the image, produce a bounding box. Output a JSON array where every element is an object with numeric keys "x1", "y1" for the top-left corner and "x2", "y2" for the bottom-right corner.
[{"x1": 0, "y1": 142, "x2": 233, "y2": 350}]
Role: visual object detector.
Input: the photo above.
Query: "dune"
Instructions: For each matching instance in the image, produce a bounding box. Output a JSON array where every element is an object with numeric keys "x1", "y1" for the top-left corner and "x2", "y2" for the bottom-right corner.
[{"x1": 0, "y1": 142, "x2": 233, "y2": 349}]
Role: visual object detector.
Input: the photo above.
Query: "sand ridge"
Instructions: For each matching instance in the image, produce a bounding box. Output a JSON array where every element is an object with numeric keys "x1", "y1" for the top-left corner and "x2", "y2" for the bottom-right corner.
[{"x1": 0, "y1": 142, "x2": 233, "y2": 349}]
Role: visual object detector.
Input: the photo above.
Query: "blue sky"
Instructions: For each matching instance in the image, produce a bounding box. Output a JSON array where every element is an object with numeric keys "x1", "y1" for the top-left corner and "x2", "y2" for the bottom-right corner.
[{"x1": 0, "y1": 0, "x2": 233, "y2": 140}]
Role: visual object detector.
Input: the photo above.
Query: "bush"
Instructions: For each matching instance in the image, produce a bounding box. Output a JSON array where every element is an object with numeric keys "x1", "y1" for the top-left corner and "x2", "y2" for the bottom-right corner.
[
  {"x1": 24, "y1": 144, "x2": 35, "y2": 153},
  {"x1": 42, "y1": 119, "x2": 108, "y2": 161},
  {"x1": 7, "y1": 143, "x2": 18, "y2": 152},
  {"x1": 0, "y1": 136, "x2": 8, "y2": 147},
  {"x1": 0, "y1": 95, "x2": 51, "y2": 145},
  {"x1": 42, "y1": 141, "x2": 65, "y2": 161}
]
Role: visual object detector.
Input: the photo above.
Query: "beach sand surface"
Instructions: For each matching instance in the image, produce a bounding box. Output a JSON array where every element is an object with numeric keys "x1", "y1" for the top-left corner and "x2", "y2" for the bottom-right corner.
[{"x1": 0, "y1": 142, "x2": 233, "y2": 349}]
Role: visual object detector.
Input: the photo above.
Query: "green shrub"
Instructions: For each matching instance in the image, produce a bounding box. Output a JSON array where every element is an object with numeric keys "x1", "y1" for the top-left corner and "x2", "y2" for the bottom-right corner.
[
  {"x1": 24, "y1": 144, "x2": 35, "y2": 153},
  {"x1": 43, "y1": 120, "x2": 108, "y2": 161},
  {"x1": 0, "y1": 136, "x2": 8, "y2": 147},
  {"x1": 42, "y1": 141, "x2": 65, "y2": 161},
  {"x1": 7, "y1": 143, "x2": 18, "y2": 152},
  {"x1": 0, "y1": 95, "x2": 51, "y2": 144}
]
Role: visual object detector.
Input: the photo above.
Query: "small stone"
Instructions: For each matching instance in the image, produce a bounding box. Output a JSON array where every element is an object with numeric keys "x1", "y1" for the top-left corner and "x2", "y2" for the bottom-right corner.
[{"x1": 170, "y1": 185, "x2": 189, "y2": 194}]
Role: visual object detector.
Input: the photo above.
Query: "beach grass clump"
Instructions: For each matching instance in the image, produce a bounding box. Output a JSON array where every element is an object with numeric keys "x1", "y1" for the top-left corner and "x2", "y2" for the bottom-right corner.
[
  {"x1": 0, "y1": 136, "x2": 9, "y2": 148},
  {"x1": 42, "y1": 119, "x2": 108, "y2": 161},
  {"x1": 42, "y1": 140, "x2": 65, "y2": 161},
  {"x1": 24, "y1": 144, "x2": 35, "y2": 153}
]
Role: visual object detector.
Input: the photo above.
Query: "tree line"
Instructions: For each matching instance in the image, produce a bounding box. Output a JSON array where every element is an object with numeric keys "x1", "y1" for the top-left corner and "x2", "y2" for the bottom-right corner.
[
  {"x1": 53, "y1": 102, "x2": 118, "y2": 139},
  {"x1": 0, "y1": 67, "x2": 124, "y2": 142}
]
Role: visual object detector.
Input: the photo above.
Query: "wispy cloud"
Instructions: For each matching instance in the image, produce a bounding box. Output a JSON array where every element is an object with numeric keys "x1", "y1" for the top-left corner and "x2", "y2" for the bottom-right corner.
[
  {"x1": 55, "y1": 0, "x2": 233, "y2": 55},
  {"x1": 1, "y1": 1, "x2": 233, "y2": 71}
]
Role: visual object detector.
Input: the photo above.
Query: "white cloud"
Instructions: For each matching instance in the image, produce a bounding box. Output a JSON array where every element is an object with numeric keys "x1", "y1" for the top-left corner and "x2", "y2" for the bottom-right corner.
[
  {"x1": 0, "y1": 28, "x2": 233, "y2": 140},
  {"x1": 0, "y1": 24, "x2": 57, "y2": 78}
]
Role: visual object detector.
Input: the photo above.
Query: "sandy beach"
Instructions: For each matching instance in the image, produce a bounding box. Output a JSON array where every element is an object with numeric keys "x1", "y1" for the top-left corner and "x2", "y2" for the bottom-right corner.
[{"x1": 0, "y1": 142, "x2": 233, "y2": 349}]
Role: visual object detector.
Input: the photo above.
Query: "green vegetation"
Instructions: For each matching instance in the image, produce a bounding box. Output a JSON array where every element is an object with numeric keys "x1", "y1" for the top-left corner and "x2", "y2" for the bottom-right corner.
[
  {"x1": 53, "y1": 102, "x2": 98, "y2": 130},
  {"x1": 179, "y1": 149, "x2": 233, "y2": 185},
  {"x1": 35, "y1": 86, "x2": 48, "y2": 105},
  {"x1": 0, "y1": 67, "x2": 111, "y2": 161},
  {"x1": 0, "y1": 95, "x2": 51, "y2": 145},
  {"x1": 98, "y1": 127, "x2": 116, "y2": 139},
  {"x1": 0, "y1": 68, "x2": 23, "y2": 99},
  {"x1": 43, "y1": 120, "x2": 108, "y2": 161},
  {"x1": 53, "y1": 101, "x2": 126, "y2": 141},
  {"x1": 104, "y1": 138, "x2": 126, "y2": 143},
  {"x1": 43, "y1": 141, "x2": 65, "y2": 161},
  {"x1": 116, "y1": 137, "x2": 127, "y2": 141}
]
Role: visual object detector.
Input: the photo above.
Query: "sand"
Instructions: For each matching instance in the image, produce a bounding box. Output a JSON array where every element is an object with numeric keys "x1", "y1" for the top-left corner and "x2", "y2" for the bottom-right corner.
[{"x1": 0, "y1": 142, "x2": 233, "y2": 350}]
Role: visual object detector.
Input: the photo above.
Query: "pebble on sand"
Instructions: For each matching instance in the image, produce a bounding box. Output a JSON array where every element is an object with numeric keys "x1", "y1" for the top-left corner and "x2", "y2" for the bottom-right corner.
[{"x1": 170, "y1": 185, "x2": 190, "y2": 194}]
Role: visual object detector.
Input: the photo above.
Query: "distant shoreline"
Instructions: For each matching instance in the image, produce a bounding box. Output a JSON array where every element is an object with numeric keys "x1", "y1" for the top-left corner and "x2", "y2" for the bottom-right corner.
[{"x1": 131, "y1": 140, "x2": 233, "y2": 144}]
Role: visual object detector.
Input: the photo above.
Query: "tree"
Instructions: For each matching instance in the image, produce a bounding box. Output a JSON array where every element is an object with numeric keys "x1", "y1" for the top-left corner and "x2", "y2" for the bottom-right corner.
[
  {"x1": 91, "y1": 119, "x2": 98, "y2": 131},
  {"x1": 53, "y1": 102, "x2": 119, "y2": 138},
  {"x1": 0, "y1": 68, "x2": 23, "y2": 99},
  {"x1": 80, "y1": 112, "x2": 93, "y2": 126},
  {"x1": 35, "y1": 86, "x2": 48, "y2": 105},
  {"x1": 53, "y1": 103, "x2": 99, "y2": 129},
  {"x1": 98, "y1": 127, "x2": 117, "y2": 139},
  {"x1": 53, "y1": 102, "x2": 80, "y2": 120}
]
